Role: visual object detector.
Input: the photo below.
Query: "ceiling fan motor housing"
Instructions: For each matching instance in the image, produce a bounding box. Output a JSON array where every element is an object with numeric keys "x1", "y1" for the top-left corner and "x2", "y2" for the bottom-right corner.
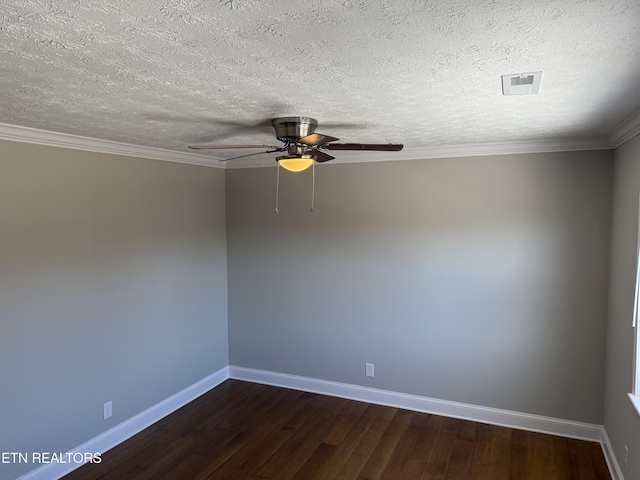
[{"x1": 272, "y1": 117, "x2": 318, "y2": 142}]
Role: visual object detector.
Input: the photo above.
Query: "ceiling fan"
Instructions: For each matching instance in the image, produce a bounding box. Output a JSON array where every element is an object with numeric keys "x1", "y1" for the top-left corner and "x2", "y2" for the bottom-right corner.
[{"x1": 188, "y1": 116, "x2": 404, "y2": 172}]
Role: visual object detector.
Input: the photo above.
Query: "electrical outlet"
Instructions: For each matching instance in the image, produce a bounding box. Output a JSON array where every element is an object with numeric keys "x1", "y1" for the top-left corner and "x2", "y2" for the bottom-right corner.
[
  {"x1": 625, "y1": 445, "x2": 629, "y2": 471},
  {"x1": 103, "y1": 401, "x2": 112, "y2": 420},
  {"x1": 365, "y1": 363, "x2": 375, "y2": 378}
]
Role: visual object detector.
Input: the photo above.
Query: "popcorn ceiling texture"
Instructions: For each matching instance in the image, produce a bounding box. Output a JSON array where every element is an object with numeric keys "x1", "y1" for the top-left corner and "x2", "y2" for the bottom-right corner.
[{"x1": 1, "y1": 0, "x2": 640, "y2": 159}]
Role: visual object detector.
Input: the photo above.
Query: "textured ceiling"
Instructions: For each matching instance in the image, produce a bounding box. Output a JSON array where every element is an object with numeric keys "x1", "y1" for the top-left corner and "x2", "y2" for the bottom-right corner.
[{"x1": 2, "y1": 0, "x2": 640, "y2": 166}]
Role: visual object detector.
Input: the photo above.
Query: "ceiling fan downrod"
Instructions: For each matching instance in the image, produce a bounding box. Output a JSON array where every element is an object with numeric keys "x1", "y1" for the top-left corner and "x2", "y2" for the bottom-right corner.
[{"x1": 272, "y1": 117, "x2": 318, "y2": 143}]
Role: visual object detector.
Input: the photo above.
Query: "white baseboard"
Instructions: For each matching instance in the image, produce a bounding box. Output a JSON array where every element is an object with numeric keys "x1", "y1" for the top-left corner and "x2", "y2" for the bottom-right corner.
[
  {"x1": 16, "y1": 365, "x2": 624, "y2": 480},
  {"x1": 230, "y1": 366, "x2": 606, "y2": 438},
  {"x1": 17, "y1": 366, "x2": 229, "y2": 480},
  {"x1": 601, "y1": 428, "x2": 626, "y2": 480},
  {"x1": 229, "y1": 366, "x2": 624, "y2": 479},
  {"x1": 230, "y1": 366, "x2": 628, "y2": 478}
]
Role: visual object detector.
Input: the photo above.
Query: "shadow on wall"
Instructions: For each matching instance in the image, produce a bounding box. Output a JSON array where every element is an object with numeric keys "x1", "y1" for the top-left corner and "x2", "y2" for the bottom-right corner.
[
  {"x1": 0, "y1": 142, "x2": 228, "y2": 480},
  {"x1": 226, "y1": 151, "x2": 612, "y2": 424}
]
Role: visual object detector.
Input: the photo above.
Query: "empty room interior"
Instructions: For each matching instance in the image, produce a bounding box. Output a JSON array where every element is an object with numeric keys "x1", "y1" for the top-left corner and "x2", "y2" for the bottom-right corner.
[{"x1": 2, "y1": 1, "x2": 640, "y2": 479}]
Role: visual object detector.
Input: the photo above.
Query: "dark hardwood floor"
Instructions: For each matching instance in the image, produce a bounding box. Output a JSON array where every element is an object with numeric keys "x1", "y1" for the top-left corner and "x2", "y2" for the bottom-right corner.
[{"x1": 63, "y1": 380, "x2": 611, "y2": 479}]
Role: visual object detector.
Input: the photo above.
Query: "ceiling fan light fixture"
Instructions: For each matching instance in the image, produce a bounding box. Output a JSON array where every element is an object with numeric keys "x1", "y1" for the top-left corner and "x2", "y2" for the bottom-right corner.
[{"x1": 276, "y1": 154, "x2": 315, "y2": 172}]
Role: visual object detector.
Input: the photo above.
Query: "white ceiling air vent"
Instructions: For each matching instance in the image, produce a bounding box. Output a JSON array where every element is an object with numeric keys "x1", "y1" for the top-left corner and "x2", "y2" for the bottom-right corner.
[{"x1": 502, "y1": 71, "x2": 543, "y2": 95}]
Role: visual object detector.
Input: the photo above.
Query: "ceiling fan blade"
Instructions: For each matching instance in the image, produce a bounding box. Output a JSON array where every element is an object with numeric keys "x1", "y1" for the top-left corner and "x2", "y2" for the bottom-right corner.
[
  {"x1": 299, "y1": 133, "x2": 340, "y2": 146},
  {"x1": 311, "y1": 151, "x2": 335, "y2": 163},
  {"x1": 325, "y1": 143, "x2": 404, "y2": 151},
  {"x1": 219, "y1": 149, "x2": 284, "y2": 162},
  {"x1": 189, "y1": 144, "x2": 280, "y2": 150}
]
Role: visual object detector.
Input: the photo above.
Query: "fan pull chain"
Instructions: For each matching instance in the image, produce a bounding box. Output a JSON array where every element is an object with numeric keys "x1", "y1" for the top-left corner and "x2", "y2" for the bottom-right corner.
[
  {"x1": 311, "y1": 161, "x2": 315, "y2": 212},
  {"x1": 275, "y1": 162, "x2": 281, "y2": 214}
]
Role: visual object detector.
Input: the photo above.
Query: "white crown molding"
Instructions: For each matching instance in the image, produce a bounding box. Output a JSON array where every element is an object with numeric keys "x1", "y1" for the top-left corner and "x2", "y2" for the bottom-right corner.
[
  {"x1": 610, "y1": 107, "x2": 640, "y2": 148},
  {"x1": 1, "y1": 123, "x2": 614, "y2": 170},
  {"x1": 0, "y1": 123, "x2": 223, "y2": 169},
  {"x1": 16, "y1": 367, "x2": 229, "y2": 480},
  {"x1": 332, "y1": 137, "x2": 613, "y2": 162},
  {"x1": 222, "y1": 136, "x2": 613, "y2": 169}
]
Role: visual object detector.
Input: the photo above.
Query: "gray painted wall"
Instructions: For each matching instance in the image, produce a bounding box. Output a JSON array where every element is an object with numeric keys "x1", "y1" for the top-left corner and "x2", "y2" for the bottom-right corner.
[
  {"x1": 0, "y1": 140, "x2": 621, "y2": 479},
  {"x1": 227, "y1": 151, "x2": 613, "y2": 424},
  {"x1": 604, "y1": 132, "x2": 640, "y2": 478},
  {"x1": 0, "y1": 141, "x2": 228, "y2": 480}
]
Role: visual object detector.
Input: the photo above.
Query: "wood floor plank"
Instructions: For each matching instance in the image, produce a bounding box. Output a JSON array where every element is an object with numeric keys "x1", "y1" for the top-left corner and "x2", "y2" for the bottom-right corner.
[
  {"x1": 443, "y1": 419, "x2": 476, "y2": 479},
  {"x1": 356, "y1": 409, "x2": 413, "y2": 480},
  {"x1": 588, "y1": 440, "x2": 614, "y2": 480},
  {"x1": 62, "y1": 380, "x2": 612, "y2": 480},
  {"x1": 253, "y1": 394, "x2": 340, "y2": 474},
  {"x1": 333, "y1": 405, "x2": 398, "y2": 479},
  {"x1": 375, "y1": 411, "x2": 422, "y2": 479},
  {"x1": 312, "y1": 403, "x2": 384, "y2": 480},
  {"x1": 405, "y1": 413, "x2": 444, "y2": 479},
  {"x1": 550, "y1": 435, "x2": 577, "y2": 480},
  {"x1": 485, "y1": 425, "x2": 513, "y2": 480},
  {"x1": 444, "y1": 437, "x2": 474, "y2": 479},
  {"x1": 466, "y1": 422, "x2": 494, "y2": 480},
  {"x1": 204, "y1": 389, "x2": 319, "y2": 479},
  {"x1": 252, "y1": 397, "x2": 342, "y2": 480},
  {"x1": 322, "y1": 399, "x2": 370, "y2": 446},
  {"x1": 289, "y1": 442, "x2": 337, "y2": 479},
  {"x1": 192, "y1": 391, "x2": 311, "y2": 478},
  {"x1": 568, "y1": 437, "x2": 600, "y2": 480},
  {"x1": 422, "y1": 416, "x2": 461, "y2": 480},
  {"x1": 529, "y1": 431, "x2": 554, "y2": 480},
  {"x1": 511, "y1": 429, "x2": 533, "y2": 480}
]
